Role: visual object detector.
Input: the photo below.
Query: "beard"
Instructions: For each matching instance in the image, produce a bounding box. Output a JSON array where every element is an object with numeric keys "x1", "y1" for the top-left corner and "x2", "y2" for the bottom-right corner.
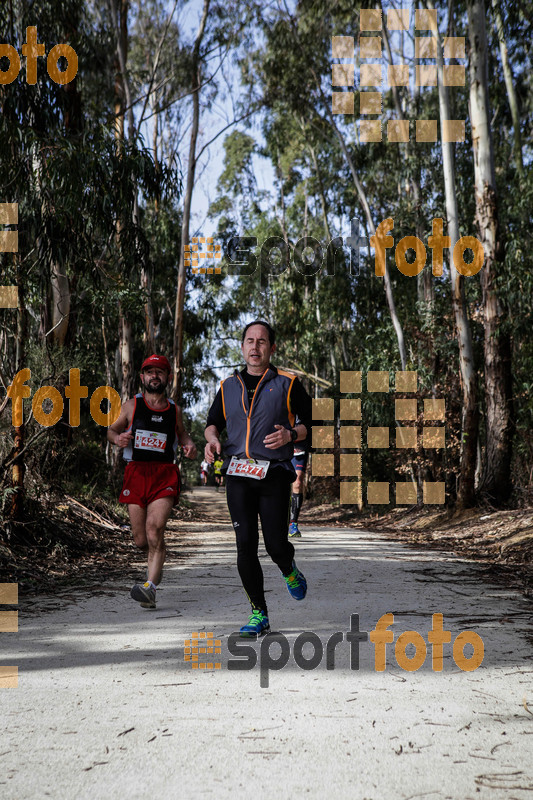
[{"x1": 142, "y1": 375, "x2": 168, "y2": 395}]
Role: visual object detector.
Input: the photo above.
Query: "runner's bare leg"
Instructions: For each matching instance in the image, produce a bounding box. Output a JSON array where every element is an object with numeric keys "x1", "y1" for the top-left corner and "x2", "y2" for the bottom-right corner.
[
  {"x1": 145, "y1": 496, "x2": 174, "y2": 585},
  {"x1": 128, "y1": 504, "x2": 148, "y2": 551}
]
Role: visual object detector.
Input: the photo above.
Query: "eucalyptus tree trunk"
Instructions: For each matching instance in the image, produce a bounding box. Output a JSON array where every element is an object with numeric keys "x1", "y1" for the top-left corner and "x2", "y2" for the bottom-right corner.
[
  {"x1": 10, "y1": 253, "x2": 25, "y2": 521},
  {"x1": 427, "y1": 0, "x2": 478, "y2": 507},
  {"x1": 49, "y1": 269, "x2": 71, "y2": 346},
  {"x1": 467, "y1": 0, "x2": 513, "y2": 503},
  {"x1": 111, "y1": 0, "x2": 135, "y2": 401},
  {"x1": 329, "y1": 119, "x2": 407, "y2": 370},
  {"x1": 490, "y1": 0, "x2": 524, "y2": 177},
  {"x1": 140, "y1": 84, "x2": 160, "y2": 352},
  {"x1": 292, "y1": 13, "x2": 407, "y2": 369},
  {"x1": 171, "y1": 0, "x2": 210, "y2": 402}
]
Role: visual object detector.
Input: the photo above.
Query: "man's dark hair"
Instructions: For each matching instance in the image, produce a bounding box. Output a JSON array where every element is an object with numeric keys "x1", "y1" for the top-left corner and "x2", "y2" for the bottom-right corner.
[{"x1": 241, "y1": 320, "x2": 275, "y2": 346}]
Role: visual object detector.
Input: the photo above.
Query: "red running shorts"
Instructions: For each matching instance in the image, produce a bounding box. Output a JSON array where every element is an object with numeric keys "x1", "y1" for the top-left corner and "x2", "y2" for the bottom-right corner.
[{"x1": 119, "y1": 462, "x2": 181, "y2": 508}]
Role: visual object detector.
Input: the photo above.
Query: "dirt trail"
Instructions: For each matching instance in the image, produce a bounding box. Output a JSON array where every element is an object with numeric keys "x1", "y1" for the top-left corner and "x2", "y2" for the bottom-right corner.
[{"x1": 2, "y1": 487, "x2": 532, "y2": 798}]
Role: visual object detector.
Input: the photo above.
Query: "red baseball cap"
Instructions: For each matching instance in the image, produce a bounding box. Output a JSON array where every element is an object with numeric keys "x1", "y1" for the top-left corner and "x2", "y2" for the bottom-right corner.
[{"x1": 141, "y1": 354, "x2": 171, "y2": 372}]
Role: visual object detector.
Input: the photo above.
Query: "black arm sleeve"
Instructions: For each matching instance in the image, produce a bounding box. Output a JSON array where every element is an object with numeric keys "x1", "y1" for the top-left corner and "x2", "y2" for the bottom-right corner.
[
  {"x1": 290, "y1": 378, "x2": 313, "y2": 439},
  {"x1": 205, "y1": 388, "x2": 226, "y2": 433}
]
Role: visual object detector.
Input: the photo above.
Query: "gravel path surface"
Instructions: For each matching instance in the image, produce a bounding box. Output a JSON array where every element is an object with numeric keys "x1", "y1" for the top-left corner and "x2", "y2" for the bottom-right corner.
[{"x1": 2, "y1": 487, "x2": 532, "y2": 799}]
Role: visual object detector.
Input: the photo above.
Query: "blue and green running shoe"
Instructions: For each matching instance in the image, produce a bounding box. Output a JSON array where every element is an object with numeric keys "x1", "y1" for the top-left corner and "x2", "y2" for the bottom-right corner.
[
  {"x1": 288, "y1": 522, "x2": 301, "y2": 537},
  {"x1": 239, "y1": 608, "x2": 270, "y2": 638},
  {"x1": 283, "y1": 561, "x2": 307, "y2": 601}
]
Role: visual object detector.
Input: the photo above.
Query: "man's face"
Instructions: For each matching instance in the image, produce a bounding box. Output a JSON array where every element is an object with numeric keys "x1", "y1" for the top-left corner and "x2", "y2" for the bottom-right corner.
[
  {"x1": 241, "y1": 324, "x2": 275, "y2": 373},
  {"x1": 141, "y1": 367, "x2": 169, "y2": 394}
]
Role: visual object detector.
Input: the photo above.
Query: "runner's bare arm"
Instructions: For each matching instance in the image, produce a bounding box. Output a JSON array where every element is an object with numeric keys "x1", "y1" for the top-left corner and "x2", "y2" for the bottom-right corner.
[
  {"x1": 263, "y1": 422, "x2": 307, "y2": 449},
  {"x1": 204, "y1": 425, "x2": 222, "y2": 462},
  {"x1": 107, "y1": 399, "x2": 135, "y2": 447},
  {"x1": 176, "y1": 406, "x2": 197, "y2": 459}
]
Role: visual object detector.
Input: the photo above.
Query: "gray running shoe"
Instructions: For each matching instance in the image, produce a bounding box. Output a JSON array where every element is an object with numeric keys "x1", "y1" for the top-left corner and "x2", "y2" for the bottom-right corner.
[
  {"x1": 146, "y1": 567, "x2": 164, "y2": 587},
  {"x1": 131, "y1": 581, "x2": 156, "y2": 609}
]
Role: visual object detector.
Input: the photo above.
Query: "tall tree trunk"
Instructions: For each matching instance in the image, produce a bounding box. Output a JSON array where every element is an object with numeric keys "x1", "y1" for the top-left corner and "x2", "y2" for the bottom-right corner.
[
  {"x1": 284, "y1": 5, "x2": 407, "y2": 368},
  {"x1": 10, "y1": 253, "x2": 25, "y2": 522},
  {"x1": 306, "y1": 139, "x2": 331, "y2": 242},
  {"x1": 490, "y1": 0, "x2": 524, "y2": 177},
  {"x1": 428, "y1": 0, "x2": 479, "y2": 507},
  {"x1": 140, "y1": 96, "x2": 159, "y2": 352},
  {"x1": 111, "y1": 0, "x2": 136, "y2": 399},
  {"x1": 48, "y1": 13, "x2": 83, "y2": 349},
  {"x1": 171, "y1": 0, "x2": 210, "y2": 402},
  {"x1": 327, "y1": 114, "x2": 407, "y2": 369},
  {"x1": 49, "y1": 268, "x2": 71, "y2": 346},
  {"x1": 466, "y1": 0, "x2": 513, "y2": 503},
  {"x1": 119, "y1": 311, "x2": 134, "y2": 402}
]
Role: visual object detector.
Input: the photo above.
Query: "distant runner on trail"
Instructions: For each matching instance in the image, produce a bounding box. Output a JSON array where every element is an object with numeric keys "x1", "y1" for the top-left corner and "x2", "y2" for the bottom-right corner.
[
  {"x1": 289, "y1": 431, "x2": 309, "y2": 538},
  {"x1": 213, "y1": 458, "x2": 224, "y2": 489},
  {"x1": 107, "y1": 354, "x2": 197, "y2": 610},
  {"x1": 200, "y1": 459, "x2": 210, "y2": 486},
  {"x1": 204, "y1": 321, "x2": 312, "y2": 637}
]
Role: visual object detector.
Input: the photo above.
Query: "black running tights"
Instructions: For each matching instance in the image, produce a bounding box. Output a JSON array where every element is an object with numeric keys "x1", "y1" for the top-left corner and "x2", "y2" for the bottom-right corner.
[{"x1": 225, "y1": 469, "x2": 295, "y2": 613}]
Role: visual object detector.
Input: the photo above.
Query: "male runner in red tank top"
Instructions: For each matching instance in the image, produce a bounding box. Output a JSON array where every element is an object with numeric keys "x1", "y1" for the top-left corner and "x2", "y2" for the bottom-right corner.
[{"x1": 107, "y1": 355, "x2": 197, "y2": 609}]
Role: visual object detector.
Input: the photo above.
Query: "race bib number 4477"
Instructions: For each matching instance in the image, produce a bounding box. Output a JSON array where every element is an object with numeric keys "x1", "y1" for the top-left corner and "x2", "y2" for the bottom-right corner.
[
  {"x1": 227, "y1": 457, "x2": 270, "y2": 480},
  {"x1": 135, "y1": 429, "x2": 167, "y2": 452}
]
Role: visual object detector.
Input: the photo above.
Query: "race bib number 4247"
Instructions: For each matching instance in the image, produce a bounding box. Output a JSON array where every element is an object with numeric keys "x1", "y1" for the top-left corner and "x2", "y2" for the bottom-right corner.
[{"x1": 135, "y1": 429, "x2": 167, "y2": 452}]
